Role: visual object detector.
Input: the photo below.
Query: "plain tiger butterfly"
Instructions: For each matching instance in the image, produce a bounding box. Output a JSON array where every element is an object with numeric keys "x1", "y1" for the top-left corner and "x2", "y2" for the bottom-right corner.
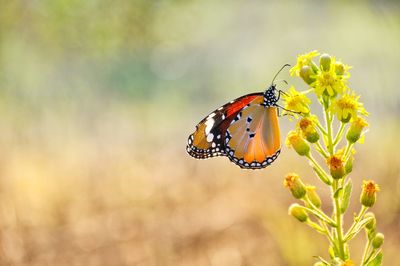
[{"x1": 186, "y1": 64, "x2": 291, "y2": 169}]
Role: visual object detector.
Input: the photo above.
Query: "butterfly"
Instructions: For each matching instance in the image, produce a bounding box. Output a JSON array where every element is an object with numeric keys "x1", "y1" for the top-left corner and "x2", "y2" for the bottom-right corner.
[{"x1": 186, "y1": 65, "x2": 291, "y2": 169}]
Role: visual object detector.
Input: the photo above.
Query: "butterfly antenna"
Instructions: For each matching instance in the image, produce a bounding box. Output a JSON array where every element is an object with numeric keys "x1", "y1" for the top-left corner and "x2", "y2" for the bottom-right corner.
[{"x1": 271, "y1": 64, "x2": 291, "y2": 86}]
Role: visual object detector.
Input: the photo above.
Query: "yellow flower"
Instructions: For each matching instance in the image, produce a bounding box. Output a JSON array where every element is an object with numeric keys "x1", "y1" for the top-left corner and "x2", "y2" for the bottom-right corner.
[
  {"x1": 360, "y1": 180, "x2": 380, "y2": 207},
  {"x1": 282, "y1": 86, "x2": 311, "y2": 116},
  {"x1": 312, "y1": 57, "x2": 348, "y2": 97},
  {"x1": 290, "y1": 50, "x2": 320, "y2": 76},
  {"x1": 331, "y1": 92, "x2": 368, "y2": 123}
]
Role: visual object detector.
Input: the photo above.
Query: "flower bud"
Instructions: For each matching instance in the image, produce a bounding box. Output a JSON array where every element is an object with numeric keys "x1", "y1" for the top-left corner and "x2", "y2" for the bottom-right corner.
[
  {"x1": 300, "y1": 65, "x2": 316, "y2": 85},
  {"x1": 335, "y1": 61, "x2": 345, "y2": 75},
  {"x1": 345, "y1": 155, "x2": 354, "y2": 174},
  {"x1": 320, "y1": 54, "x2": 331, "y2": 71},
  {"x1": 286, "y1": 130, "x2": 310, "y2": 156},
  {"x1": 372, "y1": 233, "x2": 384, "y2": 249},
  {"x1": 288, "y1": 203, "x2": 308, "y2": 222},
  {"x1": 306, "y1": 186, "x2": 321, "y2": 208},
  {"x1": 284, "y1": 173, "x2": 307, "y2": 199},
  {"x1": 360, "y1": 180, "x2": 379, "y2": 207},
  {"x1": 346, "y1": 117, "x2": 368, "y2": 143},
  {"x1": 298, "y1": 117, "x2": 319, "y2": 143},
  {"x1": 364, "y1": 212, "x2": 376, "y2": 230},
  {"x1": 327, "y1": 153, "x2": 345, "y2": 179}
]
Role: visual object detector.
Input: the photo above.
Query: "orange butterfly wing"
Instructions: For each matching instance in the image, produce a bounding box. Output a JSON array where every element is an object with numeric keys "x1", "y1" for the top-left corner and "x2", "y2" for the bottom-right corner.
[
  {"x1": 225, "y1": 97, "x2": 281, "y2": 169},
  {"x1": 187, "y1": 93, "x2": 262, "y2": 159}
]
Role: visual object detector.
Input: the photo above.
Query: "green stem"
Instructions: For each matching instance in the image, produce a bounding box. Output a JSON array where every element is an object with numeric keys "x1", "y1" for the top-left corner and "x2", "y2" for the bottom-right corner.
[
  {"x1": 333, "y1": 180, "x2": 346, "y2": 260},
  {"x1": 333, "y1": 122, "x2": 346, "y2": 147},
  {"x1": 316, "y1": 121, "x2": 328, "y2": 136},
  {"x1": 344, "y1": 206, "x2": 368, "y2": 241},
  {"x1": 297, "y1": 205, "x2": 337, "y2": 227},
  {"x1": 320, "y1": 220, "x2": 336, "y2": 246},
  {"x1": 304, "y1": 196, "x2": 337, "y2": 227},
  {"x1": 306, "y1": 219, "x2": 325, "y2": 234},
  {"x1": 344, "y1": 141, "x2": 355, "y2": 162},
  {"x1": 325, "y1": 105, "x2": 334, "y2": 155},
  {"x1": 315, "y1": 141, "x2": 329, "y2": 158},
  {"x1": 361, "y1": 231, "x2": 372, "y2": 265},
  {"x1": 307, "y1": 153, "x2": 332, "y2": 185}
]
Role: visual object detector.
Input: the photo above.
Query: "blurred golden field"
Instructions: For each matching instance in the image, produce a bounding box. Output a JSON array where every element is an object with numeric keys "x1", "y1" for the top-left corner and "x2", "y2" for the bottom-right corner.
[{"x1": 0, "y1": 1, "x2": 399, "y2": 265}]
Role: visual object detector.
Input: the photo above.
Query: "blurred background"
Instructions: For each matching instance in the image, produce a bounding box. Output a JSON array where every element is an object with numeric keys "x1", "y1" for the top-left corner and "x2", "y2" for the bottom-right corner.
[{"x1": 0, "y1": 0, "x2": 399, "y2": 265}]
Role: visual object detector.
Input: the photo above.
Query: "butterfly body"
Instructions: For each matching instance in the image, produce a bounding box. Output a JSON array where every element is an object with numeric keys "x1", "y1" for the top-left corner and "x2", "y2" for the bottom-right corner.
[{"x1": 187, "y1": 85, "x2": 281, "y2": 169}]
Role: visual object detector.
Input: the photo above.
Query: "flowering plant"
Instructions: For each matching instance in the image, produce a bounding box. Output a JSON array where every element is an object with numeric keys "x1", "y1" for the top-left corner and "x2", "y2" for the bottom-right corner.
[{"x1": 284, "y1": 51, "x2": 383, "y2": 265}]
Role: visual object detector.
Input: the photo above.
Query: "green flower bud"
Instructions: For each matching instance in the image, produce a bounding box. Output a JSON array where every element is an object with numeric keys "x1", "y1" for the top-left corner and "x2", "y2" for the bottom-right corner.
[
  {"x1": 286, "y1": 130, "x2": 310, "y2": 156},
  {"x1": 360, "y1": 180, "x2": 379, "y2": 207},
  {"x1": 345, "y1": 155, "x2": 353, "y2": 174},
  {"x1": 320, "y1": 54, "x2": 332, "y2": 71},
  {"x1": 284, "y1": 173, "x2": 307, "y2": 199},
  {"x1": 300, "y1": 65, "x2": 316, "y2": 85},
  {"x1": 306, "y1": 186, "x2": 321, "y2": 208},
  {"x1": 288, "y1": 203, "x2": 308, "y2": 222},
  {"x1": 364, "y1": 212, "x2": 376, "y2": 230},
  {"x1": 346, "y1": 117, "x2": 368, "y2": 143},
  {"x1": 327, "y1": 153, "x2": 345, "y2": 180},
  {"x1": 372, "y1": 233, "x2": 384, "y2": 249},
  {"x1": 335, "y1": 61, "x2": 345, "y2": 75},
  {"x1": 298, "y1": 117, "x2": 319, "y2": 143}
]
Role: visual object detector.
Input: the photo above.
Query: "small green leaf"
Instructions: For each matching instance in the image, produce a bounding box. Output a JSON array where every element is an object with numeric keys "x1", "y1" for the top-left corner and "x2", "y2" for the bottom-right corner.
[
  {"x1": 333, "y1": 187, "x2": 343, "y2": 198},
  {"x1": 341, "y1": 180, "x2": 352, "y2": 213},
  {"x1": 366, "y1": 252, "x2": 383, "y2": 266}
]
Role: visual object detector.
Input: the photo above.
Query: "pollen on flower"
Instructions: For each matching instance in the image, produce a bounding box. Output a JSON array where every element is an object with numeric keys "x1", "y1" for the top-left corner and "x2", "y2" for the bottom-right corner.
[
  {"x1": 362, "y1": 180, "x2": 380, "y2": 195},
  {"x1": 312, "y1": 57, "x2": 349, "y2": 97},
  {"x1": 282, "y1": 86, "x2": 311, "y2": 116},
  {"x1": 327, "y1": 152, "x2": 346, "y2": 179},
  {"x1": 361, "y1": 180, "x2": 380, "y2": 207},
  {"x1": 327, "y1": 154, "x2": 343, "y2": 170},
  {"x1": 284, "y1": 173, "x2": 298, "y2": 188},
  {"x1": 298, "y1": 116, "x2": 319, "y2": 143},
  {"x1": 331, "y1": 92, "x2": 368, "y2": 123},
  {"x1": 290, "y1": 50, "x2": 320, "y2": 76}
]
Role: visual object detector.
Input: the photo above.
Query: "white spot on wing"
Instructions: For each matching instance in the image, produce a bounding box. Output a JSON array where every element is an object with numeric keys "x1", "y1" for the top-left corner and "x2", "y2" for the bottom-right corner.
[
  {"x1": 206, "y1": 133, "x2": 214, "y2": 142},
  {"x1": 205, "y1": 118, "x2": 214, "y2": 135}
]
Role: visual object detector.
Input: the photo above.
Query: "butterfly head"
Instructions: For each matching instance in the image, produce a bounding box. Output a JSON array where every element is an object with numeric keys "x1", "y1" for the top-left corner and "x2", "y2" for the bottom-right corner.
[{"x1": 263, "y1": 85, "x2": 278, "y2": 107}]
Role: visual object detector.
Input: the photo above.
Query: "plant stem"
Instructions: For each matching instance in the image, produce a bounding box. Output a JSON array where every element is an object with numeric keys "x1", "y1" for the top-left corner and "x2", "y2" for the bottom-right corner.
[
  {"x1": 344, "y1": 206, "x2": 368, "y2": 241},
  {"x1": 333, "y1": 180, "x2": 345, "y2": 260},
  {"x1": 333, "y1": 122, "x2": 346, "y2": 147},
  {"x1": 325, "y1": 106, "x2": 334, "y2": 155},
  {"x1": 307, "y1": 153, "x2": 332, "y2": 185},
  {"x1": 315, "y1": 141, "x2": 329, "y2": 158},
  {"x1": 297, "y1": 205, "x2": 337, "y2": 226},
  {"x1": 361, "y1": 231, "x2": 372, "y2": 265}
]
